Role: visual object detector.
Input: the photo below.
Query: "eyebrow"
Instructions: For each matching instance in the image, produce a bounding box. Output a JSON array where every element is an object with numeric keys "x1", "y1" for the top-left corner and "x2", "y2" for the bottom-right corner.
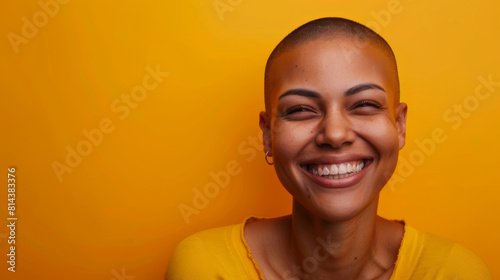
[
  {"x1": 345, "y1": 83, "x2": 385, "y2": 96},
  {"x1": 278, "y1": 83, "x2": 386, "y2": 100}
]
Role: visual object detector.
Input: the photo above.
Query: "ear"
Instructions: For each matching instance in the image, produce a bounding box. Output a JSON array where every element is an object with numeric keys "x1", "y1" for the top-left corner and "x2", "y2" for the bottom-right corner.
[
  {"x1": 395, "y1": 102, "x2": 408, "y2": 150},
  {"x1": 259, "y1": 111, "x2": 272, "y2": 155}
]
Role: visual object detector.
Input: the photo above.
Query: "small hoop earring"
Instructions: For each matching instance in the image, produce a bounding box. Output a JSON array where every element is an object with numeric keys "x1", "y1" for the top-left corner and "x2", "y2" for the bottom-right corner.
[{"x1": 265, "y1": 151, "x2": 274, "y2": 165}]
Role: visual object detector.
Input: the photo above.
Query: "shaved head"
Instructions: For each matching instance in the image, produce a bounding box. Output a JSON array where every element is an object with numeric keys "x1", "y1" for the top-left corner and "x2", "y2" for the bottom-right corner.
[{"x1": 264, "y1": 17, "x2": 399, "y2": 113}]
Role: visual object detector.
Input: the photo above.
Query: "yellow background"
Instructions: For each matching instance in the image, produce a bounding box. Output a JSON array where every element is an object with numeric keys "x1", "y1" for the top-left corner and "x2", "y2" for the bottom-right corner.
[{"x1": 1, "y1": 0, "x2": 499, "y2": 279}]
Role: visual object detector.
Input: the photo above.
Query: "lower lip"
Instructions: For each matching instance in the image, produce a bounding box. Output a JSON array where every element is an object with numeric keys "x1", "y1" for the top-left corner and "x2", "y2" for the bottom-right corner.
[{"x1": 300, "y1": 161, "x2": 371, "y2": 189}]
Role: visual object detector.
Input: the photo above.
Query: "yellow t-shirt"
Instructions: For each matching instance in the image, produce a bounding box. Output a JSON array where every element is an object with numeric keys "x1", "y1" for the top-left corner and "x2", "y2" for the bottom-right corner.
[{"x1": 166, "y1": 217, "x2": 492, "y2": 279}]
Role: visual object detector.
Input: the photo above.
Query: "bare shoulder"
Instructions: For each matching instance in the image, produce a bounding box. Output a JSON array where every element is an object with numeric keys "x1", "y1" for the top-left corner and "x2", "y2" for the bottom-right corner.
[
  {"x1": 375, "y1": 216, "x2": 405, "y2": 255},
  {"x1": 244, "y1": 215, "x2": 291, "y2": 248},
  {"x1": 244, "y1": 215, "x2": 292, "y2": 279}
]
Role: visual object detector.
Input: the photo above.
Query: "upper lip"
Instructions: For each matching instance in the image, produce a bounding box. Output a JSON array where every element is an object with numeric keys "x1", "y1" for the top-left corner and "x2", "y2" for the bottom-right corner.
[{"x1": 299, "y1": 154, "x2": 372, "y2": 165}]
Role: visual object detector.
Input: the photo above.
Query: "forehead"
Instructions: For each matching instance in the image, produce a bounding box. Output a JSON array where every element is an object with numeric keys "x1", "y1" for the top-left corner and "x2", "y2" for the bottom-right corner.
[{"x1": 268, "y1": 38, "x2": 398, "y2": 105}]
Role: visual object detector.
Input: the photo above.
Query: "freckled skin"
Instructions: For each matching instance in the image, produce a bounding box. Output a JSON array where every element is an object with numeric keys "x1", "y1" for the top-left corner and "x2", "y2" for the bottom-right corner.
[
  {"x1": 249, "y1": 37, "x2": 408, "y2": 279},
  {"x1": 260, "y1": 38, "x2": 407, "y2": 222}
]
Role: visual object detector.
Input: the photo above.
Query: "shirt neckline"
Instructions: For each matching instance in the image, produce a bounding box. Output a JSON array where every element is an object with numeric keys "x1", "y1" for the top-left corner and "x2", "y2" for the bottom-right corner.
[
  {"x1": 239, "y1": 216, "x2": 409, "y2": 280},
  {"x1": 240, "y1": 216, "x2": 266, "y2": 279}
]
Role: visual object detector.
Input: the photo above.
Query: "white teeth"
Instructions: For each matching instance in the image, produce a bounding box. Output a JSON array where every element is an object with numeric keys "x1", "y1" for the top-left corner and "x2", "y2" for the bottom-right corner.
[
  {"x1": 323, "y1": 167, "x2": 329, "y2": 176},
  {"x1": 347, "y1": 163, "x2": 352, "y2": 173},
  {"x1": 330, "y1": 164, "x2": 338, "y2": 175},
  {"x1": 308, "y1": 160, "x2": 366, "y2": 179},
  {"x1": 338, "y1": 163, "x2": 347, "y2": 174}
]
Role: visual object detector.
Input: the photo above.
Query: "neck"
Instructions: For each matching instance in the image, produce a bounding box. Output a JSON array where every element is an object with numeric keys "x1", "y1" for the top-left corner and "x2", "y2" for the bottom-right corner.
[{"x1": 284, "y1": 197, "x2": 394, "y2": 279}]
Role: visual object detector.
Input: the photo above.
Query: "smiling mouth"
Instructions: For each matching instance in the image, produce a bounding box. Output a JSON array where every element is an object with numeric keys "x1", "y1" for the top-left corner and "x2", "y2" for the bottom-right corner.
[{"x1": 303, "y1": 160, "x2": 367, "y2": 179}]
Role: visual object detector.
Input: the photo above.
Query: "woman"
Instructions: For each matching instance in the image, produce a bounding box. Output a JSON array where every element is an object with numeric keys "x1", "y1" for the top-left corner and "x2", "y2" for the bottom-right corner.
[{"x1": 166, "y1": 17, "x2": 492, "y2": 280}]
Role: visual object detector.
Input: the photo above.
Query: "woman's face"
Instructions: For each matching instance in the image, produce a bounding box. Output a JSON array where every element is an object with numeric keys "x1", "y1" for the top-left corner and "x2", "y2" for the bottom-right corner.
[{"x1": 260, "y1": 38, "x2": 407, "y2": 221}]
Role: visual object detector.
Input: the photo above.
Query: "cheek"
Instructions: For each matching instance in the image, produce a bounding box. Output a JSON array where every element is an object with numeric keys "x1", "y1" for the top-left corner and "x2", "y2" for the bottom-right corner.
[
  {"x1": 356, "y1": 117, "x2": 400, "y2": 187},
  {"x1": 355, "y1": 117, "x2": 399, "y2": 156},
  {"x1": 270, "y1": 122, "x2": 314, "y2": 196},
  {"x1": 271, "y1": 121, "x2": 315, "y2": 166}
]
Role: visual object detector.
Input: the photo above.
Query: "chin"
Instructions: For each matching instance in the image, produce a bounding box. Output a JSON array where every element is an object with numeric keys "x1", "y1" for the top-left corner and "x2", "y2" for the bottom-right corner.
[{"x1": 292, "y1": 188, "x2": 380, "y2": 223}]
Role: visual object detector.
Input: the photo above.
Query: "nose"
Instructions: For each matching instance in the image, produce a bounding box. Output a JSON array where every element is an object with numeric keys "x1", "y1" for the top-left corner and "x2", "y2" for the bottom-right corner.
[{"x1": 315, "y1": 108, "x2": 355, "y2": 148}]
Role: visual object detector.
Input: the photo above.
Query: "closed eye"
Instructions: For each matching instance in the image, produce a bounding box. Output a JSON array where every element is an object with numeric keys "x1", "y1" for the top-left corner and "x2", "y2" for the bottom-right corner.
[
  {"x1": 281, "y1": 105, "x2": 318, "y2": 120},
  {"x1": 352, "y1": 100, "x2": 381, "y2": 109},
  {"x1": 350, "y1": 100, "x2": 384, "y2": 115},
  {"x1": 284, "y1": 105, "x2": 314, "y2": 115}
]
